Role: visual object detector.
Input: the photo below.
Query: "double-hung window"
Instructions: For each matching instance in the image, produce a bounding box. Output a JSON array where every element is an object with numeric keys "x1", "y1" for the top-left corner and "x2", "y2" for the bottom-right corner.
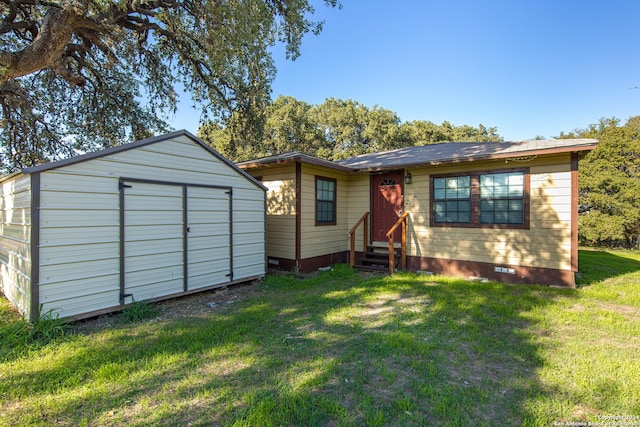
[
  {"x1": 433, "y1": 176, "x2": 471, "y2": 223},
  {"x1": 316, "y1": 176, "x2": 336, "y2": 225},
  {"x1": 431, "y1": 169, "x2": 528, "y2": 228},
  {"x1": 479, "y1": 172, "x2": 525, "y2": 225}
]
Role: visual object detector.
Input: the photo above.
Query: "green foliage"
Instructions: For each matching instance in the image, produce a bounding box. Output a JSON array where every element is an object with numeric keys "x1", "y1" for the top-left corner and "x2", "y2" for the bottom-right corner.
[
  {"x1": 0, "y1": 303, "x2": 68, "y2": 361},
  {"x1": 28, "y1": 305, "x2": 68, "y2": 343},
  {"x1": 314, "y1": 98, "x2": 384, "y2": 159},
  {"x1": 120, "y1": 299, "x2": 159, "y2": 323},
  {"x1": 263, "y1": 96, "x2": 325, "y2": 156},
  {"x1": 0, "y1": 0, "x2": 339, "y2": 172},
  {"x1": 402, "y1": 119, "x2": 502, "y2": 144},
  {"x1": 29, "y1": 304, "x2": 67, "y2": 343},
  {"x1": 565, "y1": 117, "x2": 640, "y2": 247},
  {"x1": 0, "y1": 305, "x2": 30, "y2": 360},
  {"x1": 199, "y1": 95, "x2": 502, "y2": 161}
]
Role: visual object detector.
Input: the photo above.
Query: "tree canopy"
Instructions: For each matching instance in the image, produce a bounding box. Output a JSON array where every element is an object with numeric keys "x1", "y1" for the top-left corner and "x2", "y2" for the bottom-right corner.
[
  {"x1": 198, "y1": 95, "x2": 503, "y2": 161},
  {"x1": 0, "y1": 0, "x2": 338, "y2": 172},
  {"x1": 562, "y1": 117, "x2": 640, "y2": 248}
]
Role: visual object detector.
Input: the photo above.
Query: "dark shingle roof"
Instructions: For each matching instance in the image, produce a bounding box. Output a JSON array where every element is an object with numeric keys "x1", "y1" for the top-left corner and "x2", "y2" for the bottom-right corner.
[
  {"x1": 336, "y1": 139, "x2": 598, "y2": 171},
  {"x1": 237, "y1": 139, "x2": 598, "y2": 173}
]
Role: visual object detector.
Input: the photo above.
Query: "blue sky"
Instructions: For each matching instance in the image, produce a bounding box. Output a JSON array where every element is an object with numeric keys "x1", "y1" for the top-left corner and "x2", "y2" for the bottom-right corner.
[{"x1": 171, "y1": 0, "x2": 640, "y2": 141}]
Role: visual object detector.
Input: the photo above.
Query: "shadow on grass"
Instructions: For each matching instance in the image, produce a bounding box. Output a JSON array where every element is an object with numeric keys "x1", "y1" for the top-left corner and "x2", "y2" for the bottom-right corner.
[
  {"x1": 0, "y1": 266, "x2": 575, "y2": 426},
  {"x1": 577, "y1": 249, "x2": 640, "y2": 286}
]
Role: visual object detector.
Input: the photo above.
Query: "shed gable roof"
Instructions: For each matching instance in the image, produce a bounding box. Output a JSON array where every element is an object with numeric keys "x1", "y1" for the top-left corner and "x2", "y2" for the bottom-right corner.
[{"x1": 16, "y1": 130, "x2": 265, "y2": 190}]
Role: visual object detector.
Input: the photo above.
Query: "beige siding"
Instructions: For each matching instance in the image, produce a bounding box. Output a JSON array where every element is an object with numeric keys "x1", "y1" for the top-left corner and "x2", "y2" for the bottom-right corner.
[
  {"x1": 299, "y1": 164, "x2": 350, "y2": 260},
  {"x1": 346, "y1": 174, "x2": 371, "y2": 251},
  {"x1": 0, "y1": 174, "x2": 32, "y2": 318},
  {"x1": 405, "y1": 154, "x2": 574, "y2": 271},
  {"x1": 36, "y1": 135, "x2": 265, "y2": 318},
  {"x1": 238, "y1": 151, "x2": 576, "y2": 277},
  {"x1": 251, "y1": 165, "x2": 296, "y2": 260}
]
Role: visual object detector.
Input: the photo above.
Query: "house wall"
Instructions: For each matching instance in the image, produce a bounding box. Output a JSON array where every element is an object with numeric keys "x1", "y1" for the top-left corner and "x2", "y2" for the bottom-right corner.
[
  {"x1": 256, "y1": 165, "x2": 297, "y2": 262},
  {"x1": 247, "y1": 162, "x2": 354, "y2": 271},
  {"x1": 299, "y1": 164, "x2": 350, "y2": 265},
  {"x1": 35, "y1": 135, "x2": 265, "y2": 318},
  {"x1": 0, "y1": 174, "x2": 32, "y2": 317},
  {"x1": 346, "y1": 173, "x2": 371, "y2": 252},
  {"x1": 404, "y1": 154, "x2": 574, "y2": 283}
]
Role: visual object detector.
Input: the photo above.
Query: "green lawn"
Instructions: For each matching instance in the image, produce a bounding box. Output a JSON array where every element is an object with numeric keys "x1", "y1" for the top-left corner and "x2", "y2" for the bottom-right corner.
[{"x1": 1, "y1": 249, "x2": 639, "y2": 426}]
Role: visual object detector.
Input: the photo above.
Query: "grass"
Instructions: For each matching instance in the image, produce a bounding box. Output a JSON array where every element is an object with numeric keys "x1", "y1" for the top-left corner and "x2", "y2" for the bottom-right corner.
[
  {"x1": 1, "y1": 249, "x2": 639, "y2": 426},
  {"x1": 120, "y1": 299, "x2": 160, "y2": 323},
  {"x1": 0, "y1": 304, "x2": 68, "y2": 361}
]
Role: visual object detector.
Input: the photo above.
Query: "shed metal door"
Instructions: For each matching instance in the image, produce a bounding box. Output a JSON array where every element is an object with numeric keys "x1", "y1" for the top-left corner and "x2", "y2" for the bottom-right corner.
[
  {"x1": 122, "y1": 182, "x2": 184, "y2": 302},
  {"x1": 186, "y1": 186, "x2": 231, "y2": 290},
  {"x1": 120, "y1": 179, "x2": 231, "y2": 304}
]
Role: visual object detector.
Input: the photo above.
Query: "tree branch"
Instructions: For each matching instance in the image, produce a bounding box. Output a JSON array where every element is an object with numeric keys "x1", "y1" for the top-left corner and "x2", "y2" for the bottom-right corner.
[{"x1": 0, "y1": 2, "x2": 110, "y2": 83}]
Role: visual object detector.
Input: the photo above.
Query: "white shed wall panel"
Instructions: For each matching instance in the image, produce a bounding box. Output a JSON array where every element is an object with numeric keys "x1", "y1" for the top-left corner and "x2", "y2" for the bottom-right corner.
[
  {"x1": 0, "y1": 174, "x2": 32, "y2": 317},
  {"x1": 37, "y1": 172, "x2": 121, "y2": 317},
  {"x1": 32, "y1": 134, "x2": 264, "y2": 318},
  {"x1": 231, "y1": 192, "x2": 266, "y2": 278}
]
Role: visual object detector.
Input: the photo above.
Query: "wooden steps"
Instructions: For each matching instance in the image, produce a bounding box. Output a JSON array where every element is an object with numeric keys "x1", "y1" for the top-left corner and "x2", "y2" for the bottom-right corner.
[{"x1": 353, "y1": 243, "x2": 401, "y2": 273}]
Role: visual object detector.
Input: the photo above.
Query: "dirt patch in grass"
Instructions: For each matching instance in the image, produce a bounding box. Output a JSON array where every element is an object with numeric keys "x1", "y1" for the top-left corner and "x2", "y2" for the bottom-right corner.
[{"x1": 593, "y1": 300, "x2": 640, "y2": 320}]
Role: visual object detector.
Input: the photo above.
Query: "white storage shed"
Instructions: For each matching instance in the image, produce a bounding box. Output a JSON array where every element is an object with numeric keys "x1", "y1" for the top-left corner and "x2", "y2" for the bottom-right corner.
[{"x1": 0, "y1": 131, "x2": 266, "y2": 320}]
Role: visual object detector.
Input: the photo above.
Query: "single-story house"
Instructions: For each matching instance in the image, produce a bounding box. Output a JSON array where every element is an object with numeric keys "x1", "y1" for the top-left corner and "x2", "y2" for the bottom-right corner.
[
  {"x1": 0, "y1": 131, "x2": 266, "y2": 320},
  {"x1": 237, "y1": 138, "x2": 598, "y2": 287}
]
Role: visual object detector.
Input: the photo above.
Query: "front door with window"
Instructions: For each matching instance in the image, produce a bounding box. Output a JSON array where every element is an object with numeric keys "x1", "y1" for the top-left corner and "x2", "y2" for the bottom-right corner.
[{"x1": 372, "y1": 171, "x2": 404, "y2": 242}]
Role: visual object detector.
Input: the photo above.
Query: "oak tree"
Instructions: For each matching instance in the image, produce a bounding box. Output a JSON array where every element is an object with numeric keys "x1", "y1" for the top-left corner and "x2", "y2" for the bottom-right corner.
[
  {"x1": 565, "y1": 117, "x2": 640, "y2": 248},
  {"x1": 401, "y1": 120, "x2": 502, "y2": 145},
  {"x1": 0, "y1": 0, "x2": 337, "y2": 171},
  {"x1": 199, "y1": 95, "x2": 504, "y2": 161}
]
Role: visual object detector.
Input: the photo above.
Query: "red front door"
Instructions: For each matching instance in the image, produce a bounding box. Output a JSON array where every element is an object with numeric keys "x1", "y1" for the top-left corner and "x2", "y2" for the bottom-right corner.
[{"x1": 372, "y1": 171, "x2": 404, "y2": 242}]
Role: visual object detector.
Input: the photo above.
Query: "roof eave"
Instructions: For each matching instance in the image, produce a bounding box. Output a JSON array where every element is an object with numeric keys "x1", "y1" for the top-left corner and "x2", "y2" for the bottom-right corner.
[
  {"x1": 347, "y1": 143, "x2": 599, "y2": 172},
  {"x1": 238, "y1": 153, "x2": 354, "y2": 172},
  {"x1": 0, "y1": 170, "x2": 25, "y2": 183}
]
